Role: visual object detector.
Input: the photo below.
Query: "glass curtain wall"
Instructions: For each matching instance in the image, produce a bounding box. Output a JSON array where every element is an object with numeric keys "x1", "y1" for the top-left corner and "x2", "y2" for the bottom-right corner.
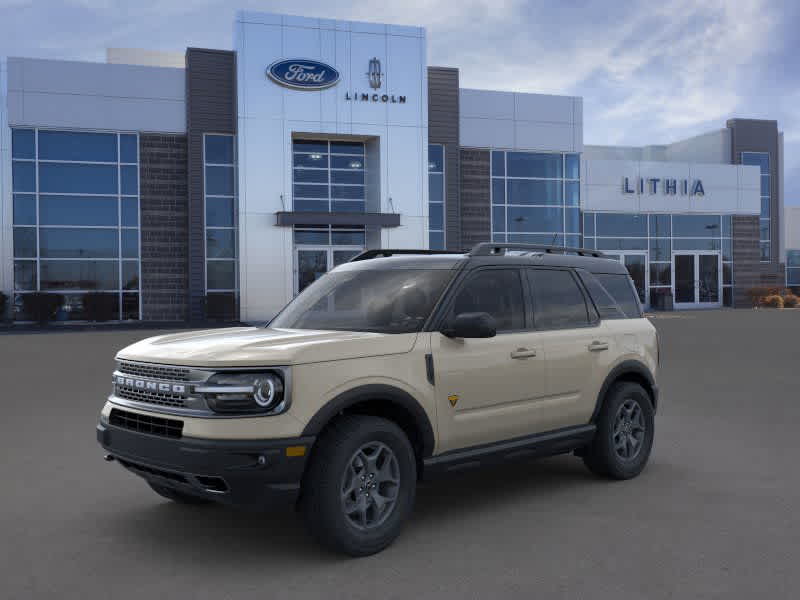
[
  {"x1": 741, "y1": 152, "x2": 770, "y2": 261},
  {"x1": 583, "y1": 212, "x2": 734, "y2": 307},
  {"x1": 491, "y1": 151, "x2": 580, "y2": 247},
  {"x1": 428, "y1": 144, "x2": 445, "y2": 249},
  {"x1": 787, "y1": 250, "x2": 800, "y2": 291},
  {"x1": 292, "y1": 140, "x2": 365, "y2": 212},
  {"x1": 11, "y1": 128, "x2": 140, "y2": 320}
]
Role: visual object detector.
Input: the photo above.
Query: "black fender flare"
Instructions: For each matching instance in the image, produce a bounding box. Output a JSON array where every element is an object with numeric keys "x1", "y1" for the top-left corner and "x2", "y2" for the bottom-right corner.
[
  {"x1": 591, "y1": 360, "x2": 658, "y2": 421},
  {"x1": 301, "y1": 384, "x2": 436, "y2": 458}
]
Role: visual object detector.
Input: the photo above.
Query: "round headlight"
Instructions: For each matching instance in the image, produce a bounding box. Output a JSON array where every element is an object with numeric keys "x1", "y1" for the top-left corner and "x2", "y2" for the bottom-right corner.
[{"x1": 254, "y1": 377, "x2": 278, "y2": 408}]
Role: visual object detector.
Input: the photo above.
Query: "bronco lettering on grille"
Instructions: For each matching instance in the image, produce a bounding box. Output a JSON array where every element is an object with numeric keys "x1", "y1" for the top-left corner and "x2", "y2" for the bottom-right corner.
[{"x1": 115, "y1": 376, "x2": 186, "y2": 394}]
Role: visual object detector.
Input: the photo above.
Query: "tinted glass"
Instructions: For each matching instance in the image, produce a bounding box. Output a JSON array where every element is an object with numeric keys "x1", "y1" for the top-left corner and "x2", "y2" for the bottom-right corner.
[
  {"x1": 121, "y1": 229, "x2": 139, "y2": 258},
  {"x1": 787, "y1": 250, "x2": 800, "y2": 268},
  {"x1": 595, "y1": 273, "x2": 642, "y2": 318},
  {"x1": 429, "y1": 203, "x2": 444, "y2": 230},
  {"x1": 14, "y1": 261, "x2": 37, "y2": 291},
  {"x1": 40, "y1": 228, "x2": 118, "y2": 258},
  {"x1": 293, "y1": 140, "x2": 328, "y2": 154},
  {"x1": 673, "y1": 214, "x2": 720, "y2": 237},
  {"x1": 294, "y1": 229, "x2": 329, "y2": 244},
  {"x1": 649, "y1": 214, "x2": 671, "y2": 237},
  {"x1": 13, "y1": 228, "x2": 37, "y2": 258},
  {"x1": 122, "y1": 261, "x2": 139, "y2": 290},
  {"x1": 12, "y1": 129, "x2": 35, "y2": 159},
  {"x1": 741, "y1": 152, "x2": 769, "y2": 174},
  {"x1": 565, "y1": 154, "x2": 580, "y2": 179},
  {"x1": 121, "y1": 165, "x2": 138, "y2": 195},
  {"x1": 565, "y1": 208, "x2": 580, "y2": 233},
  {"x1": 577, "y1": 270, "x2": 625, "y2": 319},
  {"x1": 596, "y1": 238, "x2": 647, "y2": 251},
  {"x1": 528, "y1": 269, "x2": 589, "y2": 329},
  {"x1": 12, "y1": 161, "x2": 36, "y2": 192},
  {"x1": 39, "y1": 163, "x2": 118, "y2": 194},
  {"x1": 294, "y1": 168, "x2": 328, "y2": 183},
  {"x1": 121, "y1": 198, "x2": 139, "y2": 226},
  {"x1": 451, "y1": 270, "x2": 525, "y2": 332},
  {"x1": 332, "y1": 170, "x2": 364, "y2": 185},
  {"x1": 429, "y1": 231, "x2": 444, "y2": 250},
  {"x1": 721, "y1": 215, "x2": 732, "y2": 237},
  {"x1": 492, "y1": 179, "x2": 505, "y2": 205},
  {"x1": 565, "y1": 181, "x2": 579, "y2": 206},
  {"x1": 207, "y1": 260, "x2": 236, "y2": 290},
  {"x1": 760, "y1": 242, "x2": 770, "y2": 261},
  {"x1": 205, "y1": 135, "x2": 234, "y2": 164},
  {"x1": 761, "y1": 197, "x2": 770, "y2": 219},
  {"x1": 38, "y1": 131, "x2": 117, "y2": 162},
  {"x1": 331, "y1": 155, "x2": 362, "y2": 169},
  {"x1": 428, "y1": 145, "x2": 444, "y2": 172},
  {"x1": 206, "y1": 166, "x2": 235, "y2": 195},
  {"x1": 650, "y1": 263, "x2": 671, "y2": 286},
  {"x1": 760, "y1": 175, "x2": 770, "y2": 197},
  {"x1": 583, "y1": 213, "x2": 595, "y2": 236},
  {"x1": 122, "y1": 293, "x2": 140, "y2": 320},
  {"x1": 491, "y1": 151, "x2": 505, "y2": 177},
  {"x1": 507, "y1": 206, "x2": 563, "y2": 232},
  {"x1": 294, "y1": 153, "x2": 329, "y2": 168},
  {"x1": 507, "y1": 153, "x2": 562, "y2": 178},
  {"x1": 509, "y1": 233, "x2": 564, "y2": 245},
  {"x1": 722, "y1": 238, "x2": 732, "y2": 261},
  {"x1": 40, "y1": 195, "x2": 118, "y2": 226},
  {"x1": 507, "y1": 179, "x2": 562, "y2": 205},
  {"x1": 332, "y1": 230, "x2": 366, "y2": 245},
  {"x1": 330, "y1": 141, "x2": 364, "y2": 155},
  {"x1": 13, "y1": 194, "x2": 36, "y2": 225},
  {"x1": 673, "y1": 238, "x2": 720, "y2": 251},
  {"x1": 331, "y1": 185, "x2": 364, "y2": 200},
  {"x1": 40, "y1": 260, "x2": 118, "y2": 290},
  {"x1": 428, "y1": 173, "x2": 444, "y2": 203},
  {"x1": 294, "y1": 184, "x2": 328, "y2": 199},
  {"x1": 649, "y1": 238, "x2": 671, "y2": 261},
  {"x1": 272, "y1": 269, "x2": 453, "y2": 333},
  {"x1": 120, "y1": 134, "x2": 138, "y2": 163},
  {"x1": 206, "y1": 229, "x2": 236, "y2": 258},
  {"x1": 596, "y1": 213, "x2": 647, "y2": 237},
  {"x1": 332, "y1": 201, "x2": 365, "y2": 212},
  {"x1": 295, "y1": 200, "x2": 328, "y2": 212},
  {"x1": 206, "y1": 197, "x2": 234, "y2": 227}
]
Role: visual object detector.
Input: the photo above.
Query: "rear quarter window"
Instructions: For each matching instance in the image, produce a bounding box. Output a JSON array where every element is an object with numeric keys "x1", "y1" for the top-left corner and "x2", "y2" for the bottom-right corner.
[{"x1": 593, "y1": 273, "x2": 643, "y2": 318}]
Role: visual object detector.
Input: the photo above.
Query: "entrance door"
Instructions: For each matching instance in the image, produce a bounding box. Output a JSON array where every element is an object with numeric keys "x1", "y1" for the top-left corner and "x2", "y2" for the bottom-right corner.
[
  {"x1": 604, "y1": 252, "x2": 648, "y2": 308},
  {"x1": 672, "y1": 252, "x2": 721, "y2": 308},
  {"x1": 295, "y1": 247, "x2": 362, "y2": 294}
]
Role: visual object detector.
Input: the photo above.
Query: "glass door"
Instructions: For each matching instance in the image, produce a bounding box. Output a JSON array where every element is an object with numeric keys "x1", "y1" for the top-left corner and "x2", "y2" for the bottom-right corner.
[
  {"x1": 672, "y1": 252, "x2": 721, "y2": 308},
  {"x1": 698, "y1": 253, "x2": 720, "y2": 304},
  {"x1": 604, "y1": 252, "x2": 648, "y2": 308}
]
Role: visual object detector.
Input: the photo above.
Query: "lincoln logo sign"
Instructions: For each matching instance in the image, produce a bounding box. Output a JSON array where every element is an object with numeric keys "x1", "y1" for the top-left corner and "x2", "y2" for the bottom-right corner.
[
  {"x1": 266, "y1": 59, "x2": 340, "y2": 90},
  {"x1": 623, "y1": 177, "x2": 705, "y2": 196}
]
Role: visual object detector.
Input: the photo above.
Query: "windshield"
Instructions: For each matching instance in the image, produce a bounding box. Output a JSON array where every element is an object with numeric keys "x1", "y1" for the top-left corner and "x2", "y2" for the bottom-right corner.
[{"x1": 271, "y1": 268, "x2": 454, "y2": 333}]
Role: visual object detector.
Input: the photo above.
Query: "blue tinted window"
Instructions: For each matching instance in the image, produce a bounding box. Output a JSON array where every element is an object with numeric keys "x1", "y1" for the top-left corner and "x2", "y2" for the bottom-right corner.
[
  {"x1": 121, "y1": 165, "x2": 138, "y2": 195},
  {"x1": 787, "y1": 250, "x2": 800, "y2": 268},
  {"x1": 761, "y1": 197, "x2": 770, "y2": 218},
  {"x1": 12, "y1": 161, "x2": 36, "y2": 192},
  {"x1": 294, "y1": 230, "x2": 329, "y2": 244},
  {"x1": 330, "y1": 141, "x2": 364, "y2": 155},
  {"x1": 40, "y1": 260, "x2": 119, "y2": 290},
  {"x1": 122, "y1": 261, "x2": 139, "y2": 290},
  {"x1": 13, "y1": 194, "x2": 36, "y2": 225},
  {"x1": 760, "y1": 242, "x2": 770, "y2": 261},
  {"x1": 293, "y1": 140, "x2": 328, "y2": 154},
  {"x1": 673, "y1": 214, "x2": 721, "y2": 237},
  {"x1": 294, "y1": 184, "x2": 328, "y2": 199},
  {"x1": 507, "y1": 180, "x2": 562, "y2": 205},
  {"x1": 38, "y1": 131, "x2": 117, "y2": 162},
  {"x1": 14, "y1": 261, "x2": 37, "y2": 291},
  {"x1": 121, "y1": 229, "x2": 139, "y2": 258},
  {"x1": 120, "y1": 135, "x2": 138, "y2": 163},
  {"x1": 40, "y1": 195, "x2": 118, "y2": 226},
  {"x1": 596, "y1": 238, "x2": 647, "y2": 251},
  {"x1": 429, "y1": 174, "x2": 444, "y2": 203},
  {"x1": 565, "y1": 181, "x2": 579, "y2": 206},
  {"x1": 721, "y1": 215, "x2": 732, "y2": 237},
  {"x1": 491, "y1": 151, "x2": 505, "y2": 177},
  {"x1": 760, "y1": 175, "x2": 770, "y2": 196},
  {"x1": 14, "y1": 227, "x2": 37, "y2": 258},
  {"x1": 492, "y1": 207, "x2": 505, "y2": 233},
  {"x1": 565, "y1": 234, "x2": 581, "y2": 248},
  {"x1": 331, "y1": 230, "x2": 366, "y2": 245},
  {"x1": 507, "y1": 206, "x2": 563, "y2": 232},
  {"x1": 206, "y1": 229, "x2": 236, "y2": 258},
  {"x1": 207, "y1": 260, "x2": 236, "y2": 290},
  {"x1": 294, "y1": 200, "x2": 328, "y2": 212},
  {"x1": 331, "y1": 155, "x2": 363, "y2": 169},
  {"x1": 428, "y1": 144, "x2": 444, "y2": 172},
  {"x1": 649, "y1": 214, "x2": 671, "y2": 237},
  {"x1": 429, "y1": 203, "x2": 444, "y2": 230},
  {"x1": 12, "y1": 129, "x2": 35, "y2": 159},
  {"x1": 332, "y1": 170, "x2": 364, "y2": 185},
  {"x1": 649, "y1": 238, "x2": 671, "y2": 261},
  {"x1": 507, "y1": 152, "x2": 562, "y2": 178},
  {"x1": 294, "y1": 153, "x2": 329, "y2": 168},
  {"x1": 121, "y1": 198, "x2": 139, "y2": 226},
  {"x1": 741, "y1": 152, "x2": 769, "y2": 174},
  {"x1": 565, "y1": 154, "x2": 580, "y2": 179},
  {"x1": 294, "y1": 169, "x2": 329, "y2": 184},
  {"x1": 722, "y1": 238, "x2": 732, "y2": 261},
  {"x1": 39, "y1": 163, "x2": 118, "y2": 194},
  {"x1": 759, "y1": 220, "x2": 770, "y2": 240},
  {"x1": 206, "y1": 166, "x2": 235, "y2": 195},
  {"x1": 595, "y1": 213, "x2": 647, "y2": 237},
  {"x1": 40, "y1": 228, "x2": 118, "y2": 258},
  {"x1": 205, "y1": 135, "x2": 235, "y2": 164},
  {"x1": 492, "y1": 179, "x2": 505, "y2": 205},
  {"x1": 673, "y1": 238, "x2": 721, "y2": 251},
  {"x1": 583, "y1": 213, "x2": 595, "y2": 236},
  {"x1": 332, "y1": 201, "x2": 365, "y2": 213},
  {"x1": 429, "y1": 231, "x2": 444, "y2": 250},
  {"x1": 206, "y1": 197, "x2": 234, "y2": 227},
  {"x1": 509, "y1": 233, "x2": 563, "y2": 245},
  {"x1": 331, "y1": 185, "x2": 364, "y2": 200},
  {"x1": 565, "y1": 208, "x2": 580, "y2": 233}
]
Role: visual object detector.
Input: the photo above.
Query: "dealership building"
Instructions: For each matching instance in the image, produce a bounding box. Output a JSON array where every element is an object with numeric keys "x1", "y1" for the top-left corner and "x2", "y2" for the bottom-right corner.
[{"x1": 0, "y1": 11, "x2": 794, "y2": 323}]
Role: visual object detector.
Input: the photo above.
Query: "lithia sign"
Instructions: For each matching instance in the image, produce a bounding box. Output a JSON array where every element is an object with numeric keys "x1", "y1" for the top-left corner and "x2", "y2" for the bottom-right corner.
[
  {"x1": 267, "y1": 57, "x2": 407, "y2": 103},
  {"x1": 623, "y1": 177, "x2": 705, "y2": 196}
]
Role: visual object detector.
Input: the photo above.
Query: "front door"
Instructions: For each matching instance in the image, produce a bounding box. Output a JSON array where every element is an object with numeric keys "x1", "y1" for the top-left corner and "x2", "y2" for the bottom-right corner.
[
  {"x1": 672, "y1": 252, "x2": 721, "y2": 309},
  {"x1": 295, "y1": 247, "x2": 362, "y2": 294},
  {"x1": 604, "y1": 252, "x2": 648, "y2": 308}
]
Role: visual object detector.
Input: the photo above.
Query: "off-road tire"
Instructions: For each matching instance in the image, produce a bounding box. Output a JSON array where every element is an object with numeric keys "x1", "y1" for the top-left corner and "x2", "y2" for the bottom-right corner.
[
  {"x1": 148, "y1": 482, "x2": 211, "y2": 505},
  {"x1": 301, "y1": 415, "x2": 417, "y2": 556},
  {"x1": 583, "y1": 382, "x2": 654, "y2": 479}
]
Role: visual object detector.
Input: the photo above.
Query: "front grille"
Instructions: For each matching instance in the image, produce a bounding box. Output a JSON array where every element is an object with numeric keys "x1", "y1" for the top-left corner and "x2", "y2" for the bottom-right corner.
[
  {"x1": 118, "y1": 361, "x2": 191, "y2": 382},
  {"x1": 109, "y1": 408, "x2": 183, "y2": 439},
  {"x1": 117, "y1": 458, "x2": 189, "y2": 483},
  {"x1": 115, "y1": 386, "x2": 187, "y2": 408}
]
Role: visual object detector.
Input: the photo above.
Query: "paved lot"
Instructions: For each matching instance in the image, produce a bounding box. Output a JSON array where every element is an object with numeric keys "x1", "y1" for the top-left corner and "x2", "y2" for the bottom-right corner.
[{"x1": 2, "y1": 310, "x2": 799, "y2": 599}]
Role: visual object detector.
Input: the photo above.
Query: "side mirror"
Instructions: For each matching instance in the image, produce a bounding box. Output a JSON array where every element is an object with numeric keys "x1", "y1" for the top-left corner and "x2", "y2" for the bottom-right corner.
[{"x1": 442, "y1": 312, "x2": 497, "y2": 339}]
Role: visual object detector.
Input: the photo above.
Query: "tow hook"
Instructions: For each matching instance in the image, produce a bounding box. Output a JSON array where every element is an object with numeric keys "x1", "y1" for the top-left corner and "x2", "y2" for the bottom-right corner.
[{"x1": 103, "y1": 454, "x2": 115, "y2": 462}]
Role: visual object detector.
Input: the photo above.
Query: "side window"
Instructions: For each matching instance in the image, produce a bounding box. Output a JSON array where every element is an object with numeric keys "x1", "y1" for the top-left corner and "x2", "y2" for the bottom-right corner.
[
  {"x1": 450, "y1": 269, "x2": 525, "y2": 332},
  {"x1": 594, "y1": 273, "x2": 643, "y2": 318},
  {"x1": 577, "y1": 270, "x2": 626, "y2": 320},
  {"x1": 527, "y1": 269, "x2": 590, "y2": 330}
]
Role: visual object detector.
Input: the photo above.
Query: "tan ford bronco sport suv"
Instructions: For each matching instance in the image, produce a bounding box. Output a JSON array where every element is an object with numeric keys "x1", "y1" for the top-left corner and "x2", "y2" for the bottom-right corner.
[{"x1": 97, "y1": 242, "x2": 659, "y2": 556}]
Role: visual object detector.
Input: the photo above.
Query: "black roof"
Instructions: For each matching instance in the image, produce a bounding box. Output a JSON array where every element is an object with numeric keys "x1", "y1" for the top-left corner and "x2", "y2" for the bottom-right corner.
[{"x1": 343, "y1": 243, "x2": 629, "y2": 275}]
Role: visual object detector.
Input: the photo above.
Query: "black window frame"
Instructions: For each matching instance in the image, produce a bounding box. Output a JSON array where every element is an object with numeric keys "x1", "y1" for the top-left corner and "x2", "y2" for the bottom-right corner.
[{"x1": 525, "y1": 266, "x2": 600, "y2": 331}]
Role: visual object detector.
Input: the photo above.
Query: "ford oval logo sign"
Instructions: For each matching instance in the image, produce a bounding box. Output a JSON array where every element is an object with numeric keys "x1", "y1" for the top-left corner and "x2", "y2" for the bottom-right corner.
[{"x1": 267, "y1": 59, "x2": 340, "y2": 90}]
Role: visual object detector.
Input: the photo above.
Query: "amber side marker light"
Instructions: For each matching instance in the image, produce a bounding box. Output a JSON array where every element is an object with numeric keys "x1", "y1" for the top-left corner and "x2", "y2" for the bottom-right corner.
[{"x1": 286, "y1": 446, "x2": 307, "y2": 457}]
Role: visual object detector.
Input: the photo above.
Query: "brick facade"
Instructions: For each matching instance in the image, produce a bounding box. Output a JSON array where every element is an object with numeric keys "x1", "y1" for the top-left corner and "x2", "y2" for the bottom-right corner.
[
  {"x1": 730, "y1": 215, "x2": 786, "y2": 307},
  {"x1": 139, "y1": 134, "x2": 189, "y2": 321},
  {"x1": 459, "y1": 149, "x2": 491, "y2": 249}
]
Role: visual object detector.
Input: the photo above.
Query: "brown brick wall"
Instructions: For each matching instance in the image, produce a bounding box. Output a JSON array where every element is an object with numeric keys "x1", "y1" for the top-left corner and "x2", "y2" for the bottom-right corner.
[
  {"x1": 460, "y1": 149, "x2": 491, "y2": 249},
  {"x1": 139, "y1": 133, "x2": 189, "y2": 321}
]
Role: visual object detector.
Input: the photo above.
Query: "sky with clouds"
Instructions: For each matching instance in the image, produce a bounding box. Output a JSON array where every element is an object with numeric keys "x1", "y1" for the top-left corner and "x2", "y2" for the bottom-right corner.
[{"x1": 2, "y1": 0, "x2": 798, "y2": 204}]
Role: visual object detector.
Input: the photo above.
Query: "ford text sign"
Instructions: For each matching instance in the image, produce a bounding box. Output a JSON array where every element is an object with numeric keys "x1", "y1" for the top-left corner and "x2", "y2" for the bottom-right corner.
[{"x1": 267, "y1": 59, "x2": 340, "y2": 90}]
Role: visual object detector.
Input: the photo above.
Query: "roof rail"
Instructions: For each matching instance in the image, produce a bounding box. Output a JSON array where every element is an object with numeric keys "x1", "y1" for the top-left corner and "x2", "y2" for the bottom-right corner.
[
  {"x1": 469, "y1": 242, "x2": 605, "y2": 258},
  {"x1": 349, "y1": 248, "x2": 460, "y2": 262}
]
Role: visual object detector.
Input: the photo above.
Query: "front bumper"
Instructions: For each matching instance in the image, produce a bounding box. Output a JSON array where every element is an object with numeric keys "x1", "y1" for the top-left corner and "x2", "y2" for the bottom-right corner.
[{"x1": 97, "y1": 420, "x2": 315, "y2": 508}]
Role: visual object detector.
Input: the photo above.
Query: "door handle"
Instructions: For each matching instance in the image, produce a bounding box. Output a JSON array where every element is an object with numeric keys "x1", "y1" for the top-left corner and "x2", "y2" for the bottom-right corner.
[
  {"x1": 510, "y1": 348, "x2": 537, "y2": 359},
  {"x1": 588, "y1": 341, "x2": 609, "y2": 352}
]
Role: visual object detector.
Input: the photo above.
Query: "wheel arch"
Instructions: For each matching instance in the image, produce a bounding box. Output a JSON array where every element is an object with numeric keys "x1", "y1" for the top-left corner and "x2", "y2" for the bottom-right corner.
[
  {"x1": 301, "y1": 384, "x2": 436, "y2": 465},
  {"x1": 591, "y1": 360, "x2": 658, "y2": 422}
]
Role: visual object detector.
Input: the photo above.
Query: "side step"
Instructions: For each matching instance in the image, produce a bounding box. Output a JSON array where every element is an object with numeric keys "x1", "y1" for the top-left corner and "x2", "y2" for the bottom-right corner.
[{"x1": 422, "y1": 424, "x2": 596, "y2": 478}]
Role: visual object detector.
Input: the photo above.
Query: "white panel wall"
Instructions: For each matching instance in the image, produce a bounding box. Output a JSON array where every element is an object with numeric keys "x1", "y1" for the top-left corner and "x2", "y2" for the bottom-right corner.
[
  {"x1": 582, "y1": 157, "x2": 760, "y2": 215},
  {"x1": 1, "y1": 59, "x2": 11, "y2": 298},
  {"x1": 586, "y1": 129, "x2": 732, "y2": 165},
  {"x1": 459, "y1": 88, "x2": 582, "y2": 152},
  {"x1": 7, "y1": 58, "x2": 185, "y2": 132},
  {"x1": 236, "y1": 11, "x2": 428, "y2": 322}
]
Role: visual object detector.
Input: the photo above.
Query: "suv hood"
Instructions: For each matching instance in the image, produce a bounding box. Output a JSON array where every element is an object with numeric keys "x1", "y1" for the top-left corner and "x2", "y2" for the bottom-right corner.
[{"x1": 116, "y1": 327, "x2": 418, "y2": 368}]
